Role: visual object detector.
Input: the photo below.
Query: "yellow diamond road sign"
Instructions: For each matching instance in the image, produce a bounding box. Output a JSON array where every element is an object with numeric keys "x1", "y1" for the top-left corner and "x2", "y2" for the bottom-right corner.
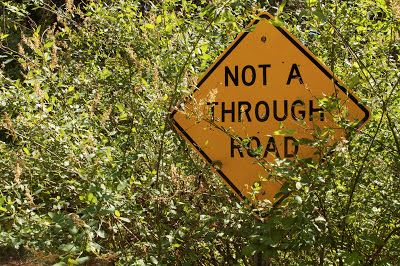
[{"x1": 170, "y1": 12, "x2": 370, "y2": 205}]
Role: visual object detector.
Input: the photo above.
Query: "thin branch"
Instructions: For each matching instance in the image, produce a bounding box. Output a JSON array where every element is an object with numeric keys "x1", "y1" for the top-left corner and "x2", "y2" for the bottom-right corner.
[
  {"x1": 370, "y1": 227, "x2": 400, "y2": 264},
  {"x1": 114, "y1": 217, "x2": 140, "y2": 242},
  {"x1": 154, "y1": 1, "x2": 231, "y2": 189}
]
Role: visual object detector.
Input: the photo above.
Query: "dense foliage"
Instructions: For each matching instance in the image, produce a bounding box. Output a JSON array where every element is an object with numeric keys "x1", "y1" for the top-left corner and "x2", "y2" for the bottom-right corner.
[{"x1": 0, "y1": 0, "x2": 399, "y2": 264}]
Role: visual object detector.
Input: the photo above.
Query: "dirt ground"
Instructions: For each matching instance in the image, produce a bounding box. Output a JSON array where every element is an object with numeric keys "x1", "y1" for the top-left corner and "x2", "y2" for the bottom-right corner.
[
  {"x1": 0, "y1": 256, "x2": 38, "y2": 266},
  {"x1": 0, "y1": 255, "x2": 114, "y2": 266}
]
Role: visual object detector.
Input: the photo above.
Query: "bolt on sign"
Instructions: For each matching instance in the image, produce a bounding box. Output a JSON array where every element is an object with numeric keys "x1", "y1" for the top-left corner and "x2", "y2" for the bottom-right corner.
[{"x1": 170, "y1": 12, "x2": 370, "y2": 206}]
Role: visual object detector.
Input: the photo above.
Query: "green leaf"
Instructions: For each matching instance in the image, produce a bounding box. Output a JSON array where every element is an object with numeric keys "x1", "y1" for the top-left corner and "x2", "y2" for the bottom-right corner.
[
  {"x1": 242, "y1": 244, "x2": 258, "y2": 256},
  {"x1": 24, "y1": 79, "x2": 35, "y2": 84},
  {"x1": 52, "y1": 263, "x2": 67, "y2": 266},
  {"x1": 69, "y1": 225, "x2": 79, "y2": 235},
  {"x1": 144, "y1": 23, "x2": 155, "y2": 29},
  {"x1": 298, "y1": 9, "x2": 310, "y2": 19},
  {"x1": 96, "y1": 229, "x2": 108, "y2": 238},
  {"x1": 165, "y1": 24, "x2": 173, "y2": 33},
  {"x1": 44, "y1": 42, "x2": 55, "y2": 49},
  {"x1": 345, "y1": 76, "x2": 361, "y2": 89},
  {"x1": 59, "y1": 128, "x2": 65, "y2": 137},
  {"x1": 269, "y1": 17, "x2": 285, "y2": 27},
  {"x1": 68, "y1": 258, "x2": 77, "y2": 265},
  {"x1": 270, "y1": 229, "x2": 284, "y2": 246},
  {"x1": 34, "y1": 25, "x2": 41, "y2": 37},
  {"x1": 150, "y1": 256, "x2": 158, "y2": 264},
  {"x1": 278, "y1": 0, "x2": 286, "y2": 13},
  {"x1": 99, "y1": 208, "x2": 115, "y2": 215},
  {"x1": 87, "y1": 192, "x2": 97, "y2": 203},
  {"x1": 273, "y1": 128, "x2": 296, "y2": 136},
  {"x1": 343, "y1": 251, "x2": 363, "y2": 265},
  {"x1": 313, "y1": 10, "x2": 327, "y2": 21},
  {"x1": 3, "y1": 59, "x2": 13, "y2": 65},
  {"x1": 299, "y1": 138, "x2": 314, "y2": 145},
  {"x1": 23, "y1": 148, "x2": 30, "y2": 155},
  {"x1": 307, "y1": 0, "x2": 318, "y2": 7},
  {"x1": 117, "y1": 181, "x2": 128, "y2": 191},
  {"x1": 75, "y1": 257, "x2": 90, "y2": 264},
  {"x1": 200, "y1": 43, "x2": 208, "y2": 54},
  {"x1": 294, "y1": 195, "x2": 302, "y2": 204},
  {"x1": 119, "y1": 217, "x2": 131, "y2": 223},
  {"x1": 243, "y1": 24, "x2": 257, "y2": 32},
  {"x1": 376, "y1": 0, "x2": 387, "y2": 10},
  {"x1": 87, "y1": 242, "x2": 101, "y2": 253},
  {"x1": 59, "y1": 243, "x2": 77, "y2": 252},
  {"x1": 314, "y1": 216, "x2": 326, "y2": 223},
  {"x1": 34, "y1": 48, "x2": 43, "y2": 57},
  {"x1": 156, "y1": 15, "x2": 162, "y2": 24},
  {"x1": 211, "y1": 160, "x2": 222, "y2": 169}
]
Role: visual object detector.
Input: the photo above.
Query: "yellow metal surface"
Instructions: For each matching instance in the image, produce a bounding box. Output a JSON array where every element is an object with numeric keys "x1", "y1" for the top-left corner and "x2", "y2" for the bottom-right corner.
[{"x1": 170, "y1": 12, "x2": 370, "y2": 206}]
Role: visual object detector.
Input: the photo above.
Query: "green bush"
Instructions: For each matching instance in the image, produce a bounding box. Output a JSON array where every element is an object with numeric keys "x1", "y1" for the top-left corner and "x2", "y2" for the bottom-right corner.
[{"x1": 0, "y1": 0, "x2": 399, "y2": 264}]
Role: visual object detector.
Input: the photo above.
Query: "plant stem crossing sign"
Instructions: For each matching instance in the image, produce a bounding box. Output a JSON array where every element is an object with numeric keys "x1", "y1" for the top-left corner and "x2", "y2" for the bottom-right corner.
[{"x1": 170, "y1": 12, "x2": 370, "y2": 206}]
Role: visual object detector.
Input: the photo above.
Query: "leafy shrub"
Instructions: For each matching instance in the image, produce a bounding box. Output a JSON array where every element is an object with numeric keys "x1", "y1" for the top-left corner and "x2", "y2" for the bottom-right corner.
[{"x1": 0, "y1": 0, "x2": 399, "y2": 264}]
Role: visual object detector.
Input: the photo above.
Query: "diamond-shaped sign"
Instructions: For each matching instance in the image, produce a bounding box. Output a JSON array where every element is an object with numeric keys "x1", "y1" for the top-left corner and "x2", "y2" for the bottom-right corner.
[{"x1": 170, "y1": 12, "x2": 369, "y2": 205}]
